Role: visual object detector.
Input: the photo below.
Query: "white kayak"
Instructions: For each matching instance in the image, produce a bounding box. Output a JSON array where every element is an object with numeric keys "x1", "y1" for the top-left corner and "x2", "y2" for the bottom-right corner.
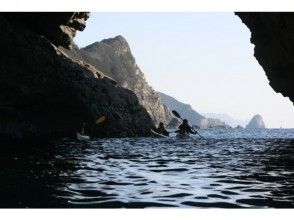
[
  {"x1": 77, "y1": 132, "x2": 90, "y2": 140},
  {"x1": 151, "y1": 129, "x2": 168, "y2": 138}
]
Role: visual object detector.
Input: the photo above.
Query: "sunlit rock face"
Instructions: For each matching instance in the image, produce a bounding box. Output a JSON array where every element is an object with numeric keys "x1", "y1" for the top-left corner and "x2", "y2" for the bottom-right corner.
[
  {"x1": 246, "y1": 114, "x2": 266, "y2": 129},
  {"x1": 236, "y1": 12, "x2": 294, "y2": 105},
  {"x1": 0, "y1": 13, "x2": 153, "y2": 142},
  {"x1": 62, "y1": 35, "x2": 174, "y2": 126}
]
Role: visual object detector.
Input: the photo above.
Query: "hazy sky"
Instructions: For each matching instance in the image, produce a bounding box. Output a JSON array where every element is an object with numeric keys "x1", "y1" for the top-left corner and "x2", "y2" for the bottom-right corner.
[{"x1": 75, "y1": 12, "x2": 294, "y2": 128}]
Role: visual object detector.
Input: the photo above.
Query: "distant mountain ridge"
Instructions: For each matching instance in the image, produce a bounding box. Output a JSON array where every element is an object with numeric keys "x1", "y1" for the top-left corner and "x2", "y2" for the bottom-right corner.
[
  {"x1": 158, "y1": 92, "x2": 230, "y2": 129},
  {"x1": 202, "y1": 113, "x2": 248, "y2": 127}
]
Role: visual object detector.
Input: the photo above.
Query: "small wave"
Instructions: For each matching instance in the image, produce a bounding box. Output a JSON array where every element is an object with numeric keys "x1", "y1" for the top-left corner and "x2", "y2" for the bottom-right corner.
[
  {"x1": 1, "y1": 129, "x2": 294, "y2": 208},
  {"x1": 149, "y1": 168, "x2": 188, "y2": 172}
]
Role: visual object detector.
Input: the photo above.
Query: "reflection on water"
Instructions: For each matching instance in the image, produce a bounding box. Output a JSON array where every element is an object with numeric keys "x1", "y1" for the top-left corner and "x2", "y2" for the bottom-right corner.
[{"x1": 0, "y1": 129, "x2": 294, "y2": 208}]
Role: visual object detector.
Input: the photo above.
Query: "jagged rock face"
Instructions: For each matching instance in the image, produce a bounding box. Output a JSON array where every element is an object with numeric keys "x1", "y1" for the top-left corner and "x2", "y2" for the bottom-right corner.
[
  {"x1": 158, "y1": 92, "x2": 230, "y2": 129},
  {"x1": 236, "y1": 12, "x2": 294, "y2": 104},
  {"x1": 0, "y1": 13, "x2": 153, "y2": 142},
  {"x1": 246, "y1": 114, "x2": 266, "y2": 129},
  {"x1": 3, "y1": 12, "x2": 90, "y2": 48},
  {"x1": 62, "y1": 36, "x2": 173, "y2": 126}
]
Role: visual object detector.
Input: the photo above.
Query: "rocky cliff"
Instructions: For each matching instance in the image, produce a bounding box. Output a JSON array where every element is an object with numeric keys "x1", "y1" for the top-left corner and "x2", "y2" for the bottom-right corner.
[
  {"x1": 158, "y1": 92, "x2": 230, "y2": 129},
  {"x1": 246, "y1": 114, "x2": 266, "y2": 129},
  {"x1": 236, "y1": 12, "x2": 294, "y2": 105},
  {"x1": 0, "y1": 13, "x2": 153, "y2": 142},
  {"x1": 61, "y1": 36, "x2": 173, "y2": 126}
]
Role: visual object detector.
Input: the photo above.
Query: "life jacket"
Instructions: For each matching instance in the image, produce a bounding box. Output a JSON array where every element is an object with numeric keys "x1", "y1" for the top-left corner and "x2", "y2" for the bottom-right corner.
[{"x1": 179, "y1": 123, "x2": 191, "y2": 134}]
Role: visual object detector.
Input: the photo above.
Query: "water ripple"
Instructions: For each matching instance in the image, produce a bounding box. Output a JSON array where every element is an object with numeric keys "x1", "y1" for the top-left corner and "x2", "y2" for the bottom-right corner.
[{"x1": 0, "y1": 129, "x2": 294, "y2": 207}]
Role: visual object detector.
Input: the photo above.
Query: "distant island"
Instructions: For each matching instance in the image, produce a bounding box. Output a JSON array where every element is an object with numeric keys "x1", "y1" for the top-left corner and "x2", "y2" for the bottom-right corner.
[
  {"x1": 246, "y1": 114, "x2": 266, "y2": 128},
  {"x1": 202, "y1": 113, "x2": 248, "y2": 128}
]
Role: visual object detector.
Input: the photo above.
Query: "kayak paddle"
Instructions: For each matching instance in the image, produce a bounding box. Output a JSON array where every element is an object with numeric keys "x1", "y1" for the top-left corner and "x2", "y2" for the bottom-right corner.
[
  {"x1": 96, "y1": 116, "x2": 106, "y2": 124},
  {"x1": 172, "y1": 110, "x2": 182, "y2": 120}
]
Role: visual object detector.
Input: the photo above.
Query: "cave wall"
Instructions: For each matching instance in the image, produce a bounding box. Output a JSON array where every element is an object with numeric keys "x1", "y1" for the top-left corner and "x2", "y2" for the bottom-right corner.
[
  {"x1": 236, "y1": 12, "x2": 294, "y2": 104},
  {"x1": 3, "y1": 12, "x2": 89, "y2": 48},
  {"x1": 0, "y1": 13, "x2": 153, "y2": 142}
]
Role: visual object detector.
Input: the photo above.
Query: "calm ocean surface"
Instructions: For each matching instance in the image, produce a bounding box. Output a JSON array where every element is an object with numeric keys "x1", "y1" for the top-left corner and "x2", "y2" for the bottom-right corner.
[{"x1": 1, "y1": 128, "x2": 294, "y2": 208}]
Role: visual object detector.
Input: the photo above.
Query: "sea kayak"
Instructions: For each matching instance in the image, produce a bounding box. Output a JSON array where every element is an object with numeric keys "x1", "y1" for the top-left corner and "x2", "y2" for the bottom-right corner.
[
  {"x1": 176, "y1": 133, "x2": 190, "y2": 139},
  {"x1": 77, "y1": 132, "x2": 90, "y2": 140},
  {"x1": 151, "y1": 129, "x2": 168, "y2": 138}
]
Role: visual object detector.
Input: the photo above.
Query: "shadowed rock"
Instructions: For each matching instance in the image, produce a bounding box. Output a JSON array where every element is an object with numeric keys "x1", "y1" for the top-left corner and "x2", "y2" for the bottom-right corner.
[
  {"x1": 236, "y1": 12, "x2": 294, "y2": 105},
  {"x1": 0, "y1": 13, "x2": 153, "y2": 142},
  {"x1": 3, "y1": 12, "x2": 90, "y2": 48}
]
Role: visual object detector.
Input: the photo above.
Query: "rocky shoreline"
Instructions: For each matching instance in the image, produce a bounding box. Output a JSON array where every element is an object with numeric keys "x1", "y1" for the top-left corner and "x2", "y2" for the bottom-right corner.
[{"x1": 0, "y1": 13, "x2": 154, "y2": 142}]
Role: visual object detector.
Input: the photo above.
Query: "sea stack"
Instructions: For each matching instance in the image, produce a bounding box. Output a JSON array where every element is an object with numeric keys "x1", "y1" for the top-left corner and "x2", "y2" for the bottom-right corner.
[{"x1": 246, "y1": 114, "x2": 266, "y2": 128}]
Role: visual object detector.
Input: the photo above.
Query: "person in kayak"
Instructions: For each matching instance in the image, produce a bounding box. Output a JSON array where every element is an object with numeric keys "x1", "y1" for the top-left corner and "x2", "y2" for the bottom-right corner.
[
  {"x1": 178, "y1": 119, "x2": 197, "y2": 135},
  {"x1": 156, "y1": 122, "x2": 169, "y2": 137}
]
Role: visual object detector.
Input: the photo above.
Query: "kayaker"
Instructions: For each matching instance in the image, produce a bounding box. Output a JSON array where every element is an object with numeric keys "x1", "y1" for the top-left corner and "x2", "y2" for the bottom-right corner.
[
  {"x1": 156, "y1": 122, "x2": 169, "y2": 137},
  {"x1": 178, "y1": 119, "x2": 197, "y2": 135}
]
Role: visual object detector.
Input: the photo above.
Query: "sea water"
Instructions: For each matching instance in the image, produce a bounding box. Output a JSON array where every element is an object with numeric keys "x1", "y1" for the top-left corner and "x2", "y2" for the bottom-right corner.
[{"x1": 0, "y1": 128, "x2": 294, "y2": 208}]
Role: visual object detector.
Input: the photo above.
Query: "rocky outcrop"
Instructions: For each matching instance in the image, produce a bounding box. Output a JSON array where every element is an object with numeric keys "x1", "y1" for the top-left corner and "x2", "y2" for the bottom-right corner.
[
  {"x1": 3, "y1": 12, "x2": 90, "y2": 48},
  {"x1": 236, "y1": 12, "x2": 294, "y2": 105},
  {"x1": 246, "y1": 114, "x2": 266, "y2": 129},
  {"x1": 62, "y1": 36, "x2": 173, "y2": 126},
  {"x1": 158, "y1": 92, "x2": 230, "y2": 129},
  {"x1": 0, "y1": 13, "x2": 153, "y2": 142}
]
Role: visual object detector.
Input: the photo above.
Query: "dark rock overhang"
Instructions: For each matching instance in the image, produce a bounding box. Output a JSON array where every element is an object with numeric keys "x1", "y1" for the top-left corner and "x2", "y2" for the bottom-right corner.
[
  {"x1": 3, "y1": 12, "x2": 90, "y2": 48},
  {"x1": 236, "y1": 12, "x2": 294, "y2": 104}
]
